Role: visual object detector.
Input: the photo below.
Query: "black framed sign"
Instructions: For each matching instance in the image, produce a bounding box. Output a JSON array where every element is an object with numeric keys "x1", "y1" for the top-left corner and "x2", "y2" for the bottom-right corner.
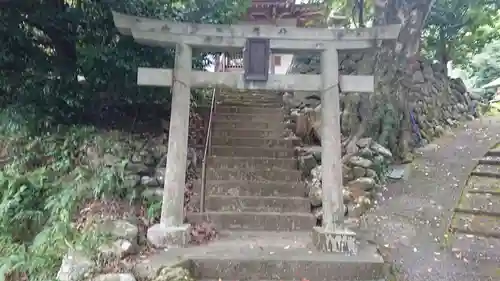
[{"x1": 243, "y1": 38, "x2": 270, "y2": 82}]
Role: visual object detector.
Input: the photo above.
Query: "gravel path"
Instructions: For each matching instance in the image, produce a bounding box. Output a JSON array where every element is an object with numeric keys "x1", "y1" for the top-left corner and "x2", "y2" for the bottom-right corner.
[{"x1": 361, "y1": 117, "x2": 500, "y2": 281}]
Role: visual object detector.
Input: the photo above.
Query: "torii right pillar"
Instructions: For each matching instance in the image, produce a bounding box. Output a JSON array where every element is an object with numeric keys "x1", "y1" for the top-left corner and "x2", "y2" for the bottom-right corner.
[{"x1": 312, "y1": 46, "x2": 358, "y2": 255}]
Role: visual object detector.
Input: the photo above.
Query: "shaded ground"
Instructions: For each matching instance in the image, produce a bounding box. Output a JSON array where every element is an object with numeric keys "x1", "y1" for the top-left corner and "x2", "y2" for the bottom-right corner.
[{"x1": 362, "y1": 117, "x2": 500, "y2": 281}]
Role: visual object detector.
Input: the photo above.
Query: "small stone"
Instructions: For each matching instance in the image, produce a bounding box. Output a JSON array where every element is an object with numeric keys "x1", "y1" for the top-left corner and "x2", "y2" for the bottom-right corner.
[
  {"x1": 151, "y1": 144, "x2": 168, "y2": 160},
  {"x1": 302, "y1": 145, "x2": 322, "y2": 162},
  {"x1": 131, "y1": 154, "x2": 143, "y2": 163},
  {"x1": 365, "y1": 169, "x2": 377, "y2": 179},
  {"x1": 92, "y1": 273, "x2": 136, "y2": 281},
  {"x1": 342, "y1": 165, "x2": 353, "y2": 182},
  {"x1": 311, "y1": 165, "x2": 322, "y2": 180},
  {"x1": 99, "y1": 239, "x2": 136, "y2": 260},
  {"x1": 126, "y1": 162, "x2": 149, "y2": 174},
  {"x1": 358, "y1": 147, "x2": 373, "y2": 159},
  {"x1": 298, "y1": 154, "x2": 317, "y2": 176},
  {"x1": 155, "y1": 266, "x2": 194, "y2": 281},
  {"x1": 352, "y1": 166, "x2": 366, "y2": 178},
  {"x1": 142, "y1": 188, "x2": 163, "y2": 199},
  {"x1": 356, "y1": 137, "x2": 372, "y2": 148},
  {"x1": 415, "y1": 143, "x2": 439, "y2": 155},
  {"x1": 412, "y1": 71, "x2": 425, "y2": 83},
  {"x1": 312, "y1": 206, "x2": 323, "y2": 219},
  {"x1": 348, "y1": 156, "x2": 373, "y2": 168},
  {"x1": 370, "y1": 142, "x2": 393, "y2": 158},
  {"x1": 57, "y1": 250, "x2": 94, "y2": 281},
  {"x1": 307, "y1": 179, "x2": 322, "y2": 207},
  {"x1": 347, "y1": 177, "x2": 376, "y2": 191},
  {"x1": 141, "y1": 175, "x2": 160, "y2": 187},
  {"x1": 387, "y1": 164, "x2": 411, "y2": 180},
  {"x1": 99, "y1": 220, "x2": 139, "y2": 245},
  {"x1": 154, "y1": 168, "x2": 165, "y2": 183}
]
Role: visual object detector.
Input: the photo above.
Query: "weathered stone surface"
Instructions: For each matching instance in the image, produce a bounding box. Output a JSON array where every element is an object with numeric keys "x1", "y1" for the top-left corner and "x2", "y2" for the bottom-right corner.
[
  {"x1": 370, "y1": 142, "x2": 393, "y2": 158},
  {"x1": 154, "y1": 266, "x2": 194, "y2": 281},
  {"x1": 312, "y1": 226, "x2": 358, "y2": 254},
  {"x1": 356, "y1": 137, "x2": 372, "y2": 148},
  {"x1": 99, "y1": 239, "x2": 136, "y2": 260},
  {"x1": 56, "y1": 250, "x2": 94, "y2": 281},
  {"x1": 147, "y1": 224, "x2": 190, "y2": 248},
  {"x1": 92, "y1": 273, "x2": 136, "y2": 281},
  {"x1": 347, "y1": 177, "x2": 376, "y2": 191},
  {"x1": 352, "y1": 166, "x2": 366, "y2": 178},
  {"x1": 307, "y1": 179, "x2": 322, "y2": 207},
  {"x1": 98, "y1": 220, "x2": 139, "y2": 245},
  {"x1": 298, "y1": 153, "x2": 317, "y2": 176},
  {"x1": 285, "y1": 53, "x2": 482, "y2": 158},
  {"x1": 348, "y1": 156, "x2": 372, "y2": 168}
]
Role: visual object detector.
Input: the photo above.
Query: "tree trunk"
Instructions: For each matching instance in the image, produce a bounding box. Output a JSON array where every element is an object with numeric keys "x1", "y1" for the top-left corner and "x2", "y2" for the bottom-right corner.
[{"x1": 345, "y1": 0, "x2": 436, "y2": 161}]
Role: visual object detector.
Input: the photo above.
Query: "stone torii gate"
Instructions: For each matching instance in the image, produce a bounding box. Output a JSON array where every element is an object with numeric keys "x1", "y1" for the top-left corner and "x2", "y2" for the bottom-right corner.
[{"x1": 112, "y1": 12, "x2": 399, "y2": 253}]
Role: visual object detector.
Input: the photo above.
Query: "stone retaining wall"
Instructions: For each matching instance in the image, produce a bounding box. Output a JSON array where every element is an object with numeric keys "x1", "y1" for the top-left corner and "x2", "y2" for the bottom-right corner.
[{"x1": 286, "y1": 52, "x2": 486, "y2": 158}]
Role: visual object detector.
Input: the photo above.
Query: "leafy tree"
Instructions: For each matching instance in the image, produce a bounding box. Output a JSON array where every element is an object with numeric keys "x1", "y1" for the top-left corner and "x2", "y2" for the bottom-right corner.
[
  {"x1": 421, "y1": 0, "x2": 500, "y2": 68},
  {"x1": 0, "y1": 0, "x2": 249, "y2": 130},
  {"x1": 470, "y1": 39, "x2": 500, "y2": 87}
]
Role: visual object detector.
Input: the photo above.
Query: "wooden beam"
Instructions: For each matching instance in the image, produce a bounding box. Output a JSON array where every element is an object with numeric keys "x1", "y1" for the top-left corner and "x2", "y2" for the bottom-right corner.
[
  {"x1": 112, "y1": 11, "x2": 400, "y2": 42},
  {"x1": 131, "y1": 30, "x2": 373, "y2": 51},
  {"x1": 137, "y1": 67, "x2": 375, "y2": 93}
]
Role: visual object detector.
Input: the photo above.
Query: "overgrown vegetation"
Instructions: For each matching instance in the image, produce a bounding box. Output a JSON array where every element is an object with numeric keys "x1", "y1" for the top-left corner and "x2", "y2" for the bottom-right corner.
[
  {"x1": 0, "y1": 0, "x2": 248, "y2": 279},
  {"x1": 0, "y1": 124, "x2": 124, "y2": 280}
]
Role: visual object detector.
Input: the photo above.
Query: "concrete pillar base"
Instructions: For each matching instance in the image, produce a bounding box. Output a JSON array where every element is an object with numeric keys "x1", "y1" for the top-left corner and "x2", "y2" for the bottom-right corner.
[
  {"x1": 147, "y1": 223, "x2": 190, "y2": 249},
  {"x1": 312, "y1": 226, "x2": 358, "y2": 255}
]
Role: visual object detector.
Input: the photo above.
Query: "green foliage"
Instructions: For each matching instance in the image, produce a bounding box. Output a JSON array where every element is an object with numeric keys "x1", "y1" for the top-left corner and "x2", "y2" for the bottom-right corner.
[
  {"x1": 0, "y1": 123, "x2": 124, "y2": 280},
  {"x1": 470, "y1": 39, "x2": 500, "y2": 87},
  {"x1": 0, "y1": 0, "x2": 249, "y2": 129},
  {"x1": 421, "y1": 0, "x2": 500, "y2": 66}
]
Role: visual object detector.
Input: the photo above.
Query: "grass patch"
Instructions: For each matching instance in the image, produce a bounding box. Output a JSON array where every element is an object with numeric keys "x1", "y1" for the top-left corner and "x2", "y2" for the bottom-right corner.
[{"x1": 0, "y1": 113, "x2": 155, "y2": 281}]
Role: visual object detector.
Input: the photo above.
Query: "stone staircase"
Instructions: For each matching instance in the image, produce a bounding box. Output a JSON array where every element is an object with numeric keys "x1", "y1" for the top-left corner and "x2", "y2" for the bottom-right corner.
[
  {"x1": 174, "y1": 89, "x2": 385, "y2": 281},
  {"x1": 188, "y1": 89, "x2": 316, "y2": 231},
  {"x1": 447, "y1": 146, "x2": 500, "y2": 280}
]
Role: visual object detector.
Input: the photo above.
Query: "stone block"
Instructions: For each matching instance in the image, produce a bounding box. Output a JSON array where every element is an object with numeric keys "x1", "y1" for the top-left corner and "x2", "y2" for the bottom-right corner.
[
  {"x1": 312, "y1": 226, "x2": 358, "y2": 255},
  {"x1": 147, "y1": 224, "x2": 190, "y2": 249}
]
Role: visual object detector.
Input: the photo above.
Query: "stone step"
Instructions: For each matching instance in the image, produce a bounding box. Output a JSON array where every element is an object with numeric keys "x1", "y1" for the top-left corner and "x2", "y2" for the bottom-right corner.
[
  {"x1": 218, "y1": 96, "x2": 282, "y2": 104},
  {"x1": 210, "y1": 137, "x2": 294, "y2": 148},
  {"x1": 450, "y1": 233, "x2": 500, "y2": 263},
  {"x1": 450, "y1": 213, "x2": 500, "y2": 239},
  {"x1": 213, "y1": 112, "x2": 284, "y2": 122},
  {"x1": 189, "y1": 231, "x2": 384, "y2": 281},
  {"x1": 215, "y1": 105, "x2": 283, "y2": 114},
  {"x1": 485, "y1": 149, "x2": 500, "y2": 157},
  {"x1": 193, "y1": 180, "x2": 307, "y2": 197},
  {"x1": 466, "y1": 176, "x2": 500, "y2": 192},
  {"x1": 206, "y1": 167, "x2": 302, "y2": 182},
  {"x1": 468, "y1": 190, "x2": 500, "y2": 196},
  {"x1": 211, "y1": 145, "x2": 295, "y2": 158},
  {"x1": 219, "y1": 91, "x2": 281, "y2": 98},
  {"x1": 207, "y1": 156, "x2": 297, "y2": 170},
  {"x1": 471, "y1": 164, "x2": 500, "y2": 178},
  {"x1": 478, "y1": 157, "x2": 500, "y2": 166},
  {"x1": 190, "y1": 195, "x2": 310, "y2": 212},
  {"x1": 213, "y1": 120, "x2": 285, "y2": 131},
  {"x1": 186, "y1": 211, "x2": 315, "y2": 231},
  {"x1": 218, "y1": 90, "x2": 280, "y2": 98},
  {"x1": 454, "y1": 192, "x2": 500, "y2": 217},
  {"x1": 217, "y1": 101, "x2": 282, "y2": 108},
  {"x1": 212, "y1": 128, "x2": 283, "y2": 139}
]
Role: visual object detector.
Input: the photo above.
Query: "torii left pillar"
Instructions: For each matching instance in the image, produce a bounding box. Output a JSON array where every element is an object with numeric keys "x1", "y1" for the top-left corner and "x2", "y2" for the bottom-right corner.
[{"x1": 146, "y1": 43, "x2": 192, "y2": 248}]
